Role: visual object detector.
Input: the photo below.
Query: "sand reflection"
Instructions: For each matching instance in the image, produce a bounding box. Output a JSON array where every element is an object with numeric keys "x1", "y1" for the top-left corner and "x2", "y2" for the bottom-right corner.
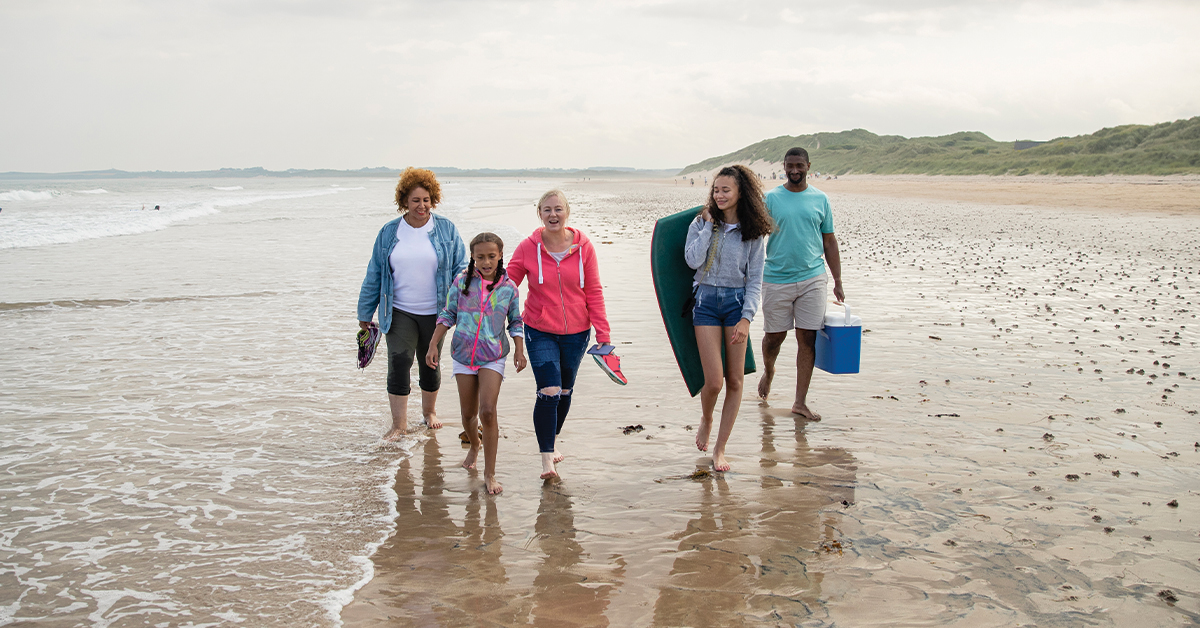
[
  {"x1": 650, "y1": 409, "x2": 856, "y2": 626},
  {"x1": 341, "y1": 436, "x2": 521, "y2": 625},
  {"x1": 530, "y1": 484, "x2": 621, "y2": 627}
]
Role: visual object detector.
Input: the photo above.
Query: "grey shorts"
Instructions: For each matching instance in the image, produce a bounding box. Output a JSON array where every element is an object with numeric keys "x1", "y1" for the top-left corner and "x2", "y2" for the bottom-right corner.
[{"x1": 762, "y1": 275, "x2": 828, "y2": 333}]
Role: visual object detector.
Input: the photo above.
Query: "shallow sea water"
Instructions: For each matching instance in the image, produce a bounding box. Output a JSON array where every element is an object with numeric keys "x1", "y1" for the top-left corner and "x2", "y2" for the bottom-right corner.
[
  {"x1": 1, "y1": 177, "x2": 1197, "y2": 627},
  {"x1": 0, "y1": 177, "x2": 549, "y2": 626}
]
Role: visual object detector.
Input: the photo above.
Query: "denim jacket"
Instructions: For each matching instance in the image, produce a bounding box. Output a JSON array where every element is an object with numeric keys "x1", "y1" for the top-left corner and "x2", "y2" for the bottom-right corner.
[
  {"x1": 357, "y1": 214, "x2": 467, "y2": 333},
  {"x1": 437, "y1": 270, "x2": 524, "y2": 367}
]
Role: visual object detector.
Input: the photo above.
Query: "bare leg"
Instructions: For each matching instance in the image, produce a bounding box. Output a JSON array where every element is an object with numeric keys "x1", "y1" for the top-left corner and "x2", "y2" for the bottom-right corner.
[
  {"x1": 455, "y1": 374, "x2": 480, "y2": 469},
  {"x1": 421, "y1": 389, "x2": 442, "y2": 429},
  {"x1": 384, "y1": 393, "x2": 408, "y2": 440},
  {"x1": 758, "y1": 331, "x2": 787, "y2": 399},
  {"x1": 477, "y1": 369, "x2": 504, "y2": 494},
  {"x1": 694, "y1": 325, "x2": 726, "y2": 452},
  {"x1": 792, "y1": 329, "x2": 822, "y2": 421},
  {"x1": 712, "y1": 326, "x2": 746, "y2": 472}
]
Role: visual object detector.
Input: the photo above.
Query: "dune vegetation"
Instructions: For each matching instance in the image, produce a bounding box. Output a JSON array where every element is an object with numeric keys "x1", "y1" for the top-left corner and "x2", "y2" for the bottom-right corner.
[{"x1": 680, "y1": 116, "x2": 1200, "y2": 176}]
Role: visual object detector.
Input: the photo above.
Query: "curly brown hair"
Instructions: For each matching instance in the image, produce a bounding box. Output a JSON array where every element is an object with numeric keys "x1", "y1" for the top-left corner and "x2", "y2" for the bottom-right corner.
[
  {"x1": 703, "y1": 164, "x2": 774, "y2": 240},
  {"x1": 394, "y1": 167, "x2": 442, "y2": 212}
]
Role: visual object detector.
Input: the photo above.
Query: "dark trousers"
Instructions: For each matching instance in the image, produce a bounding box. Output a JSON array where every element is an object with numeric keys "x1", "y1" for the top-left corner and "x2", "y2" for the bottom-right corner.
[{"x1": 385, "y1": 308, "x2": 442, "y2": 396}]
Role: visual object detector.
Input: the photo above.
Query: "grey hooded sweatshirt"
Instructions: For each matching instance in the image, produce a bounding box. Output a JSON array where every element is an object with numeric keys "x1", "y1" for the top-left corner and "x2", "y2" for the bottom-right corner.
[{"x1": 684, "y1": 215, "x2": 766, "y2": 323}]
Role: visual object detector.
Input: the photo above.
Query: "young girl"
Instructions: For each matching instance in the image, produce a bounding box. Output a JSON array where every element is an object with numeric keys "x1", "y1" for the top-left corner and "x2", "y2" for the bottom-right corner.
[
  {"x1": 684, "y1": 165, "x2": 774, "y2": 472},
  {"x1": 426, "y1": 233, "x2": 527, "y2": 494}
]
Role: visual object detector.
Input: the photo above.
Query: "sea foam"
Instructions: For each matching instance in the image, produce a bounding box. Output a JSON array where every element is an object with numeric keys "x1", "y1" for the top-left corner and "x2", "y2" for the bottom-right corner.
[
  {"x1": 0, "y1": 189, "x2": 57, "y2": 202},
  {"x1": 0, "y1": 186, "x2": 349, "y2": 250}
]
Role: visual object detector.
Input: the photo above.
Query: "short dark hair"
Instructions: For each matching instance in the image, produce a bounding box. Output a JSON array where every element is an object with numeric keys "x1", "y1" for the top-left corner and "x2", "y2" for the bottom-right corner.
[{"x1": 784, "y1": 147, "x2": 810, "y2": 162}]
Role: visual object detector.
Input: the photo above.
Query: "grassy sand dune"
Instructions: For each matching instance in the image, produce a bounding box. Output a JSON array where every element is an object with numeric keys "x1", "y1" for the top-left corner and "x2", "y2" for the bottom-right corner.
[{"x1": 682, "y1": 116, "x2": 1200, "y2": 177}]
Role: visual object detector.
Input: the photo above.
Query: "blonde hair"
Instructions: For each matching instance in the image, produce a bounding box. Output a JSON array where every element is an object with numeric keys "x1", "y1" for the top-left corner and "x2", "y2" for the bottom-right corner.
[
  {"x1": 536, "y1": 189, "x2": 570, "y2": 214},
  {"x1": 394, "y1": 167, "x2": 442, "y2": 212}
]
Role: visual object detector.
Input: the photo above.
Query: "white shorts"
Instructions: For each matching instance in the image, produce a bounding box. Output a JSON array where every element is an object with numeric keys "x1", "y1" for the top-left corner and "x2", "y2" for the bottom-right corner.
[
  {"x1": 762, "y1": 275, "x2": 828, "y2": 333},
  {"x1": 452, "y1": 358, "x2": 506, "y2": 378}
]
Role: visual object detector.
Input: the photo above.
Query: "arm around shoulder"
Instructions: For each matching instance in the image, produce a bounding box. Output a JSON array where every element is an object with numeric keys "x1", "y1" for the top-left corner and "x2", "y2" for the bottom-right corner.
[{"x1": 506, "y1": 238, "x2": 529, "y2": 286}]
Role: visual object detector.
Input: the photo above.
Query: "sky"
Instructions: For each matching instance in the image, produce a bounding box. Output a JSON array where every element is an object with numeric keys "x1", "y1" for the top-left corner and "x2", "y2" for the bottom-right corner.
[{"x1": 2, "y1": 0, "x2": 1198, "y2": 172}]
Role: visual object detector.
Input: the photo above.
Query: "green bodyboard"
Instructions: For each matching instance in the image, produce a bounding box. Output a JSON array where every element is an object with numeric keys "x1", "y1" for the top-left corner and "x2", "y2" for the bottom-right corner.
[{"x1": 651, "y1": 206, "x2": 756, "y2": 398}]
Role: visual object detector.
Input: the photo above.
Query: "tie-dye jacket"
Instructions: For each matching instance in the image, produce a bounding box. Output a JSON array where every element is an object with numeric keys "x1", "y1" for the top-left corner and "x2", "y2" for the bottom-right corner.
[{"x1": 436, "y1": 270, "x2": 524, "y2": 367}]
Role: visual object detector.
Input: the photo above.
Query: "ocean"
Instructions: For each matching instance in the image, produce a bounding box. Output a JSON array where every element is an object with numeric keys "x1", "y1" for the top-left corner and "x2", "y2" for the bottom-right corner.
[{"x1": 0, "y1": 177, "x2": 551, "y2": 626}]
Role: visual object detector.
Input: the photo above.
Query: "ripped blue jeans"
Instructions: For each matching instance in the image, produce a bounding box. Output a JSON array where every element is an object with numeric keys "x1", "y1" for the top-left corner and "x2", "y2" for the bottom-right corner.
[{"x1": 525, "y1": 326, "x2": 590, "y2": 453}]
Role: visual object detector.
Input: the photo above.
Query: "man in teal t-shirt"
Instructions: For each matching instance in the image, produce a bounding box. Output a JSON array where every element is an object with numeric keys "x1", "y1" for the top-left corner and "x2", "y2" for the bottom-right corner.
[{"x1": 758, "y1": 147, "x2": 845, "y2": 420}]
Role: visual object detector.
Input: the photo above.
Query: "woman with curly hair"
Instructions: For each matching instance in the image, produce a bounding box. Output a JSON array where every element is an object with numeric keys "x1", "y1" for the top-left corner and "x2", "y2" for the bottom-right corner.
[
  {"x1": 684, "y1": 164, "x2": 773, "y2": 471},
  {"x1": 358, "y1": 167, "x2": 467, "y2": 440}
]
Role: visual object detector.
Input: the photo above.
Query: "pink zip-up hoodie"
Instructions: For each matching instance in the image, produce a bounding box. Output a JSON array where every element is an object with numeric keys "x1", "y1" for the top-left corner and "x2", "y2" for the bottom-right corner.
[{"x1": 507, "y1": 227, "x2": 611, "y2": 344}]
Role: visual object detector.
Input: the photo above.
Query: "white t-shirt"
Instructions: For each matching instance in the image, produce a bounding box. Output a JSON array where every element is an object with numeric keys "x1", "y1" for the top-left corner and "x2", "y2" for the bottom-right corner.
[{"x1": 390, "y1": 218, "x2": 439, "y2": 315}]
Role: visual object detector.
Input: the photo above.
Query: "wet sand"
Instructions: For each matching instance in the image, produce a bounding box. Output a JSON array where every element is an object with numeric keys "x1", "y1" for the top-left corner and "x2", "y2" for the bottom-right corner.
[{"x1": 342, "y1": 177, "x2": 1199, "y2": 626}]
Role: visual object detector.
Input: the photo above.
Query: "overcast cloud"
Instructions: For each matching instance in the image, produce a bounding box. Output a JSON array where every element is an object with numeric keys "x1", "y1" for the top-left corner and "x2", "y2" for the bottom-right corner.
[{"x1": 2, "y1": 0, "x2": 1197, "y2": 171}]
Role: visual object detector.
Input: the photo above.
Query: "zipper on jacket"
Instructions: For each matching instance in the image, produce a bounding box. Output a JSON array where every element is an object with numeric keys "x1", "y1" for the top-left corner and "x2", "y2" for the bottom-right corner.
[
  {"x1": 556, "y1": 261, "x2": 568, "y2": 334},
  {"x1": 468, "y1": 278, "x2": 495, "y2": 366}
]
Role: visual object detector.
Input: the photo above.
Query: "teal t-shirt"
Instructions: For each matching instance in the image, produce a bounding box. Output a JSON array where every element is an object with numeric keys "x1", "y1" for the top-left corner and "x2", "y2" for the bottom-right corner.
[{"x1": 763, "y1": 184, "x2": 834, "y2": 284}]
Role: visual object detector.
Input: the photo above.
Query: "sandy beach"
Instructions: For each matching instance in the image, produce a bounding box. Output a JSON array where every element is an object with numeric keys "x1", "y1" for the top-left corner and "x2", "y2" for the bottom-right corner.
[
  {"x1": 341, "y1": 175, "x2": 1199, "y2": 626},
  {"x1": 0, "y1": 174, "x2": 1195, "y2": 626}
]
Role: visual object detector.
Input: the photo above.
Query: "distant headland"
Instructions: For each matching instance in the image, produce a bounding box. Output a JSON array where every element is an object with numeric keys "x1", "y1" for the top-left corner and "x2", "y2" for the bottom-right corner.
[
  {"x1": 0, "y1": 166, "x2": 679, "y2": 181},
  {"x1": 680, "y1": 116, "x2": 1200, "y2": 177}
]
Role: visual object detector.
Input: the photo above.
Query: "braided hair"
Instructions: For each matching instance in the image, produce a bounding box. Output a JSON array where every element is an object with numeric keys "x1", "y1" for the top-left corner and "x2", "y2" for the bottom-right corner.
[{"x1": 463, "y1": 232, "x2": 507, "y2": 295}]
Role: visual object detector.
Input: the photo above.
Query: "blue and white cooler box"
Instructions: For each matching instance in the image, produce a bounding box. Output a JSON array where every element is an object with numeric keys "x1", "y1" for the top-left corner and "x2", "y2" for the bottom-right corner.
[{"x1": 814, "y1": 303, "x2": 861, "y2": 374}]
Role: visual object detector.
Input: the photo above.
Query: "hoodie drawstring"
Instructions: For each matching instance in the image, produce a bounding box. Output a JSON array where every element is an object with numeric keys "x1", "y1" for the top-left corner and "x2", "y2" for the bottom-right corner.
[{"x1": 536, "y1": 238, "x2": 584, "y2": 289}]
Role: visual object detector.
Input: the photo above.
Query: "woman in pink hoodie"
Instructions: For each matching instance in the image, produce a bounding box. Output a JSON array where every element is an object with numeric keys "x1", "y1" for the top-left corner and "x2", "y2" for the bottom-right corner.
[{"x1": 507, "y1": 189, "x2": 612, "y2": 480}]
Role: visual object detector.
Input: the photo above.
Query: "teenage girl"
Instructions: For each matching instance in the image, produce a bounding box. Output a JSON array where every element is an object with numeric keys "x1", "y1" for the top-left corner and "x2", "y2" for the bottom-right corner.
[
  {"x1": 684, "y1": 165, "x2": 774, "y2": 472},
  {"x1": 427, "y1": 233, "x2": 527, "y2": 495}
]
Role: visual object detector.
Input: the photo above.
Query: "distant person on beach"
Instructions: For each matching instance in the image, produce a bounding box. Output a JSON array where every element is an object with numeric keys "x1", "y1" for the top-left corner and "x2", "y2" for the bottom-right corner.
[
  {"x1": 358, "y1": 167, "x2": 467, "y2": 440},
  {"x1": 757, "y1": 148, "x2": 844, "y2": 420},
  {"x1": 507, "y1": 190, "x2": 612, "y2": 480},
  {"x1": 426, "y1": 232, "x2": 526, "y2": 495},
  {"x1": 685, "y1": 165, "x2": 773, "y2": 472}
]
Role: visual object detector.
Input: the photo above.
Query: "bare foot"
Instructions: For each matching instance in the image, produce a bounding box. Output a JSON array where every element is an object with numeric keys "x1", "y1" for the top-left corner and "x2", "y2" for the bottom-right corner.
[
  {"x1": 553, "y1": 448, "x2": 565, "y2": 464},
  {"x1": 695, "y1": 418, "x2": 712, "y2": 452},
  {"x1": 485, "y1": 475, "x2": 503, "y2": 494},
  {"x1": 461, "y1": 446, "x2": 479, "y2": 470},
  {"x1": 712, "y1": 451, "x2": 731, "y2": 472},
  {"x1": 791, "y1": 404, "x2": 822, "y2": 421},
  {"x1": 757, "y1": 370, "x2": 774, "y2": 399},
  {"x1": 423, "y1": 412, "x2": 443, "y2": 430},
  {"x1": 383, "y1": 427, "x2": 407, "y2": 441},
  {"x1": 540, "y1": 452, "x2": 558, "y2": 479}
]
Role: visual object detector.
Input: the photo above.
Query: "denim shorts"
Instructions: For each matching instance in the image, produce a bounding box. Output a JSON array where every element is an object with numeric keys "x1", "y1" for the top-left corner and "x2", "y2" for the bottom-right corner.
[{"x1": 692, "y1": 284, "x2": 745, "y2": 327}]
